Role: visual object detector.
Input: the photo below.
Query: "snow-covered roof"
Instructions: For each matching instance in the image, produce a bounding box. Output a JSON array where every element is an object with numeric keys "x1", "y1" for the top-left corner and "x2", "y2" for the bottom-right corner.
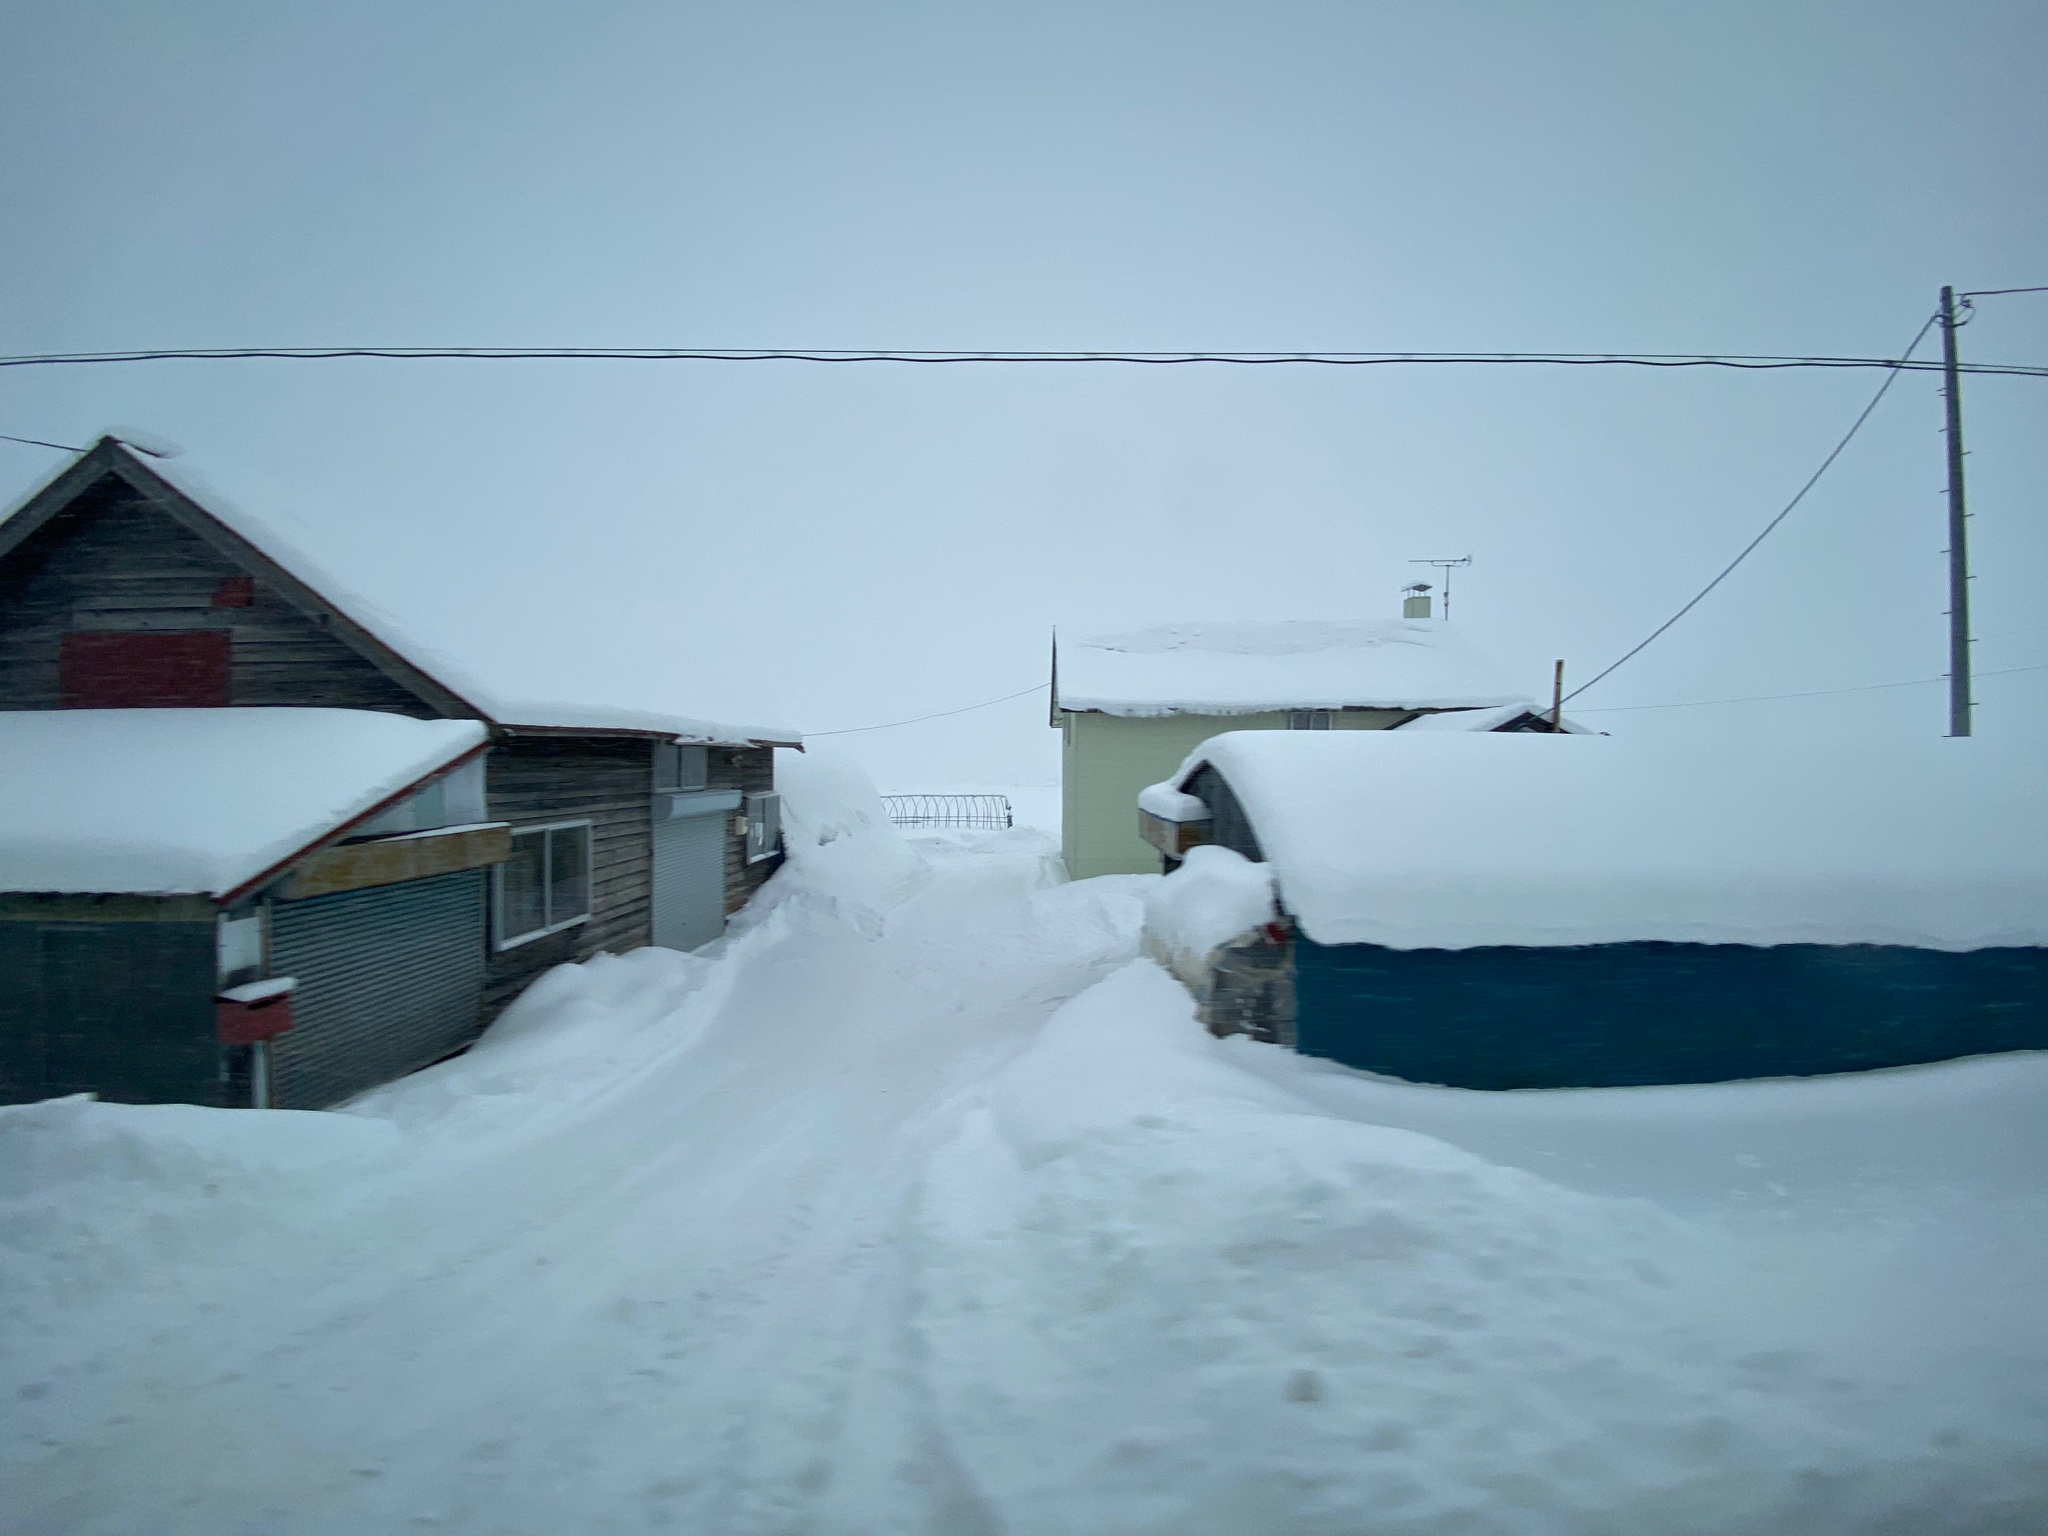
[
  {"x1": 0, "y1": 708, "x2": 488, "y2": 897},
  {"x1": 0, "y1": 437, "x2": 800, "y2": 747},
  {"x1": 1394, "y1": 701, "x2": 1593, "y2": 734},
  {"x1": 1176, "y1": 730, "x2": 2048, "y2": 952},
  {"x1": 1055, "y1": 620, "x2": 1527, "y2": 717}
]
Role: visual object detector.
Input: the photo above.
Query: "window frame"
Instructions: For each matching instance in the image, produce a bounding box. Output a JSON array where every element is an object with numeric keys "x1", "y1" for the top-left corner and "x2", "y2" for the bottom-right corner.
[
  {"x1": 653, "y1": 742, "x2": 710, "y2": 792},
  {"x1": 493, "y1": 818, "x2": 596, "y2": 950},
  {"x1": 744, "y1": 791, "x2": 782, "y2": 864}
]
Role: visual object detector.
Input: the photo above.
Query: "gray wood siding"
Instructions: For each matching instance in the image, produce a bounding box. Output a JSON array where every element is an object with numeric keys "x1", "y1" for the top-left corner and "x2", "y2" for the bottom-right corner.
[
  {"x1": 0, "y1": 476, "x2": 435, "y2": 715},
  {"x1": 483, "y1": 736, "x2": 656, "y2": 1017},
  {"x1": 712, "y1": 745, "x2": 782, "y2": 912}
]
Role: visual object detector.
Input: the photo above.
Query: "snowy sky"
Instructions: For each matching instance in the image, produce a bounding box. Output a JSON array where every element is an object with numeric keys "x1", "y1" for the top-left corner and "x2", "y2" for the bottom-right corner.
[{"x1": 1, "y1": 1, "x2": 2043, "y2": 788}]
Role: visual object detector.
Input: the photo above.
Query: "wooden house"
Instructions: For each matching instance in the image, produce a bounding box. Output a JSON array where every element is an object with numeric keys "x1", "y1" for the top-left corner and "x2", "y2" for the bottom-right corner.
[
  {"x1": 1139, "y1": 730, "x2": 2048, "y2": 1089},
  {"x1": 1052, "y1": 613, "x2": 1552, "y2": 880},
  {"x1": 0, "y1": 435, "x2": 798, "y2": 1109}
]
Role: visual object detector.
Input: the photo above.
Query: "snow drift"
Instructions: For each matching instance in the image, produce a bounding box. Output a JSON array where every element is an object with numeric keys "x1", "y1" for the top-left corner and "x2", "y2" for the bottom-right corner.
[{"x1": 3, "y1": 824, "x2": 2044, "y2": 1535}]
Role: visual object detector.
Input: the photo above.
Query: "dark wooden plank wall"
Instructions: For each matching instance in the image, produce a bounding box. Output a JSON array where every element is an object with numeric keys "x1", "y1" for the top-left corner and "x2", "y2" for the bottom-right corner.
[
  {"x1": 712, "y1": 745, "x2": 783, "y2": 913},
  {"x1": 0, "y1": 903, "x2": 220, "y2": 1106},
  {"x1": 0, "y1": 477, "x2": 434, "y2": 715},
  {"x1": 483, "y1": 736, "x2": 657, "y2": 1016}
]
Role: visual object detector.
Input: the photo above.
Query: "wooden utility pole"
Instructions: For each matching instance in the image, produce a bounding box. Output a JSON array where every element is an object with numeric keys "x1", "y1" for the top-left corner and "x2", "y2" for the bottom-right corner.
[
  {"x1": 1551, "y1": 660, "x2": 1564, "y2": 731},
  {"x1": 1940, "y1": 285, "x2": 1972, "y2": 737}
]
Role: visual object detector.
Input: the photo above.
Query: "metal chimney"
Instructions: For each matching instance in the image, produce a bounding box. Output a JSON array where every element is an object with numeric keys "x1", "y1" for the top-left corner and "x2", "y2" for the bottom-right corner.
[{"x1": 1401, "y1": 582, "x2": 1433, "y2": 619}]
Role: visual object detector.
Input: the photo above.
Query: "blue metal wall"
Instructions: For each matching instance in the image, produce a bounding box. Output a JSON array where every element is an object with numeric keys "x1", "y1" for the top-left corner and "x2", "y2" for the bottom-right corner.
[{"x1": 1292, "y1": 936, "x2": 2048, "y2": 1089}]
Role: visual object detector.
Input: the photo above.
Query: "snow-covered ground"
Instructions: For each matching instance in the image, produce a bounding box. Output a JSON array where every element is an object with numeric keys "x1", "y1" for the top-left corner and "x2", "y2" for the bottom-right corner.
[{"x1": 4, "y1": 772, "x2": 2046, "y2": 1535}]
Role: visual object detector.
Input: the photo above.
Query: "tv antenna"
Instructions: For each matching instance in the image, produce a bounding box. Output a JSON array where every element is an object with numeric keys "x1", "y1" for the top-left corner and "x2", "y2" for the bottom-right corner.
[{"x1": 1409, "y1": 556, "x2": 1472, "y2": 620}]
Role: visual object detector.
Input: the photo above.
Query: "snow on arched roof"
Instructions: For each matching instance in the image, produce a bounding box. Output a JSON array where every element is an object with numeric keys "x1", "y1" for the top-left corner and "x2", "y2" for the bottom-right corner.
[{"x1": 1055, "y1": 619, "x2": 1526, "y2": 717}]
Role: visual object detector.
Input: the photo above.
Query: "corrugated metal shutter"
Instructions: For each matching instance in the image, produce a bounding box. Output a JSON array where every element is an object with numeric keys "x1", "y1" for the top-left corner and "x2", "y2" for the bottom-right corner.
[
  {"x1": 267, "y1": 870, "x2": 486, "y2": 1110},
  {"x1": 652, "y1": 810, "x2": 726, "y2": 951}
]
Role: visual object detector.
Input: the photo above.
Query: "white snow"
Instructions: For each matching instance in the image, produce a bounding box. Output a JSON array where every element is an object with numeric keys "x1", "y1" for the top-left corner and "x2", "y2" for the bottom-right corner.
[
  {"x1": 102, "y1": 425, "x2": 185, "y2": 459},
  {"x1": 217, "y1": 977, "x2": 297, "y2": 1004},
  {"x1": 2, "y1": 805, "x2": 2045, "y2": 1533},
  {"x1": 0, "y1": 708, "x2": 487, "y2": 895},
  {"x1": 1056, "y1": 619, "x2": 1527, "y2": 716},
  {"x1": 1136, "y1": 779, "x2": 1209, "y2": 821},
  {"x1": 1141, "y1": 844, "x2": 1276, "y2": 964},
  {"x1": 1395, "y1": 699, "x2": 1591, "y2": 733},
  {"x1": 1181, "y1": 729, "x2": 2048, "y2": 950}
]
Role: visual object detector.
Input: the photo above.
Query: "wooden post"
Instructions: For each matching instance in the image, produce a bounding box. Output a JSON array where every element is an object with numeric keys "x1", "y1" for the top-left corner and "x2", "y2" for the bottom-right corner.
[
  {"x1": 1551, "y1": 660, "x2": 1564, "y2": 731},
  {"x1": 1939, "y1": 286, "x2": 1972, "y2": 736}
]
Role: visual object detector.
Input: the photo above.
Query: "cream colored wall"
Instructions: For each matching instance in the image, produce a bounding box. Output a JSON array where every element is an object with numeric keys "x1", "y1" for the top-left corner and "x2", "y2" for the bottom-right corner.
[
  {"x1": 1058, "y1": 711, "x2": 1284, "y2": 879},
  {"x1": 1058, "y1": 708, "x2": 1414, "y2": 880}
]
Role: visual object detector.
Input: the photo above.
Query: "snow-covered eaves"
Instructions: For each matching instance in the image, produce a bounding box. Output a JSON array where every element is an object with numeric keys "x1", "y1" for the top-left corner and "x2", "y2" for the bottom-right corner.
[
  {"x1": 1055, "y1": 619, "x2": 1527, "y2": 716},
  {"x1": 1137, "y1": 781, "x2": 1211, "y2": 823},
  {"x1": 482, "y1": 699, "x2": 800, "y2": 747},
  {"x1": 1176, "y1": 730, "x2": 2048, "y2": 953},
  {"x1": 0, "y1": 438, "x2": 801, "y2": 748},
  {"x1": 0, "y1": 708, "x2": 489, "y2": 899}
]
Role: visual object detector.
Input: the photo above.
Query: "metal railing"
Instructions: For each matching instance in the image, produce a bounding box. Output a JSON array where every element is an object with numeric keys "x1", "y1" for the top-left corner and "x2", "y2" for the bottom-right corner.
[{"x1": 880, "y1": 793, "x2": 1014, "y2": 831}]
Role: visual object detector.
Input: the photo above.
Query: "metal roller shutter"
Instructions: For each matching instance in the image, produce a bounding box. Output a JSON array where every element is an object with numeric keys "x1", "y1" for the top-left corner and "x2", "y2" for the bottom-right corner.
[
  {"x1": 268, "y1": 870, "x2": 487, "y2": 1109},
  {"x1": 652, "y1": 810, "x2": 727, "y2": 951}
]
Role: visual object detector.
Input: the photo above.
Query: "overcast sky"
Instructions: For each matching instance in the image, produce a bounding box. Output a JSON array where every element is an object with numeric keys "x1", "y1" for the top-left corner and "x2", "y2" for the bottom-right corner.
[{"x1": 2, "y1": 1, "x2": 2043, "y2": 787}]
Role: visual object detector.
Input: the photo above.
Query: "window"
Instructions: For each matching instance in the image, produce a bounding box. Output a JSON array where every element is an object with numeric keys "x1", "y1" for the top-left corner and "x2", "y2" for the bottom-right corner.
[
  {"x1": 1287, "y1": 709, "x2": 1332, "y2": 731},
  {"x1": 745, "y1": 792, "x2": 782, "y2": 863},
  {"x1": 494, "y1": 820, "x2": 593, "y2": 947},
  {"x1": 353, "y1": 758, "x2": 488, "y2": 839},
  {"x1": 654, "y1": 743, "x2": 709, "y2": 791}
]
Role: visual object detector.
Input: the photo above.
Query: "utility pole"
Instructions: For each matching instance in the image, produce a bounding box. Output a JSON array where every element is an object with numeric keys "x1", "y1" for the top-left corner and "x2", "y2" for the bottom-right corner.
[{"x1": 1940, "y1": 285, "x2": 1972, "y2": 737}]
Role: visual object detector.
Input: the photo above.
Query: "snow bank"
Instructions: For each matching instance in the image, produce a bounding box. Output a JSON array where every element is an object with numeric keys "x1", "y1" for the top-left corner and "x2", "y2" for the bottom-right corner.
[
  {"x1": 0, "y1": 708, "x2": 486, "y2": 894},
  {"x1": 754, "y1": 747, "x2": 930, "y2": 933},
  {"x1": 1057, "y1": 619, "x2": 1525, "y2": 716},
  {"x1": 2, "y1": 830, "x2": 2043, "y2": 1534},
  {"x1": 1183, "y1": 730, "x2": 2048, "y2": 950},
  {"x1": 0, "y1": 1095, "x2": 395, "y2": 1310},
  {"x1": 1141, "y1": 845, "x2": 1276, "y2": 975},
  {"x1": 916, "y1": 962, "x2": 2048, "y2": 1534}
]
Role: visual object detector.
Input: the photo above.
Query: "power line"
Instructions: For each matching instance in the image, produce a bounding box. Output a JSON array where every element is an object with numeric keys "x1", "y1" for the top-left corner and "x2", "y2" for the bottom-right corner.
[
  {"x1": 1574, "y1": 662, "x2": 2048, "y2": 714},
  {"x1": 806, "y1": 681, "x2": 1049, "y2": 737},
  {"x1": 0, "y1": 345, "x2": 2043, "y2": 376},
  {"x1": 0, "y1": 430, "x2": 84, "y2": 451},
  {"x1": 1563, "y1": 312, "x2": 1942, "y2": 705},
  {"x1": 1961, "y1": 286, "x2": 2048, "y2": 298}
]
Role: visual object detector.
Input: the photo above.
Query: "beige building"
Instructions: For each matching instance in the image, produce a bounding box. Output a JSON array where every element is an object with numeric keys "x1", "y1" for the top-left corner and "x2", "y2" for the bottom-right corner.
[{"x1": 1052, "y1": 614, "x2": 1549, "y2": 879}]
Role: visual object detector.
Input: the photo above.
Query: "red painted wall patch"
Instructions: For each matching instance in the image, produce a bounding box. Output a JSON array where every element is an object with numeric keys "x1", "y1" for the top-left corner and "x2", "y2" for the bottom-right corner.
[{"x1": 59, "y1": 631, "x2": 231, "y2": 708}]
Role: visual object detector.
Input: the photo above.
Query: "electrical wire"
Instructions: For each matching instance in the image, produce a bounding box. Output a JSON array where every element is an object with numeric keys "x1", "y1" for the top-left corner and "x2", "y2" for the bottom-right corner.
[
  {"x1": 1573, "y1": 662, "x2": 2048, "y2": 714},
  {"x1": 1961, "y1": 286, "x2": 2048, "y2": 298},
  {"x1": 1562, "y1": 312, "x2": 1942, "y2": 706},
  {"x1": 811, "y1": 659, "x2": 2048, "y2": 735},
  {"x1": 0, "y1": 431, "x2": 84, "y2": 451},
  {"x1": 0, "y1": 345, "x2": 2042, "y2": 376},
  {"x1": 805, "y1": 681, "x2": 1049, "y2": 737}
]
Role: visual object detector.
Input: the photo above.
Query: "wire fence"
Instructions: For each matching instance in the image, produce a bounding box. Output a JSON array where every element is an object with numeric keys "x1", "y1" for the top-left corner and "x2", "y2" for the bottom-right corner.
[{"x1": 880, "y1": 794, "x2": 1015, "y2": 831}]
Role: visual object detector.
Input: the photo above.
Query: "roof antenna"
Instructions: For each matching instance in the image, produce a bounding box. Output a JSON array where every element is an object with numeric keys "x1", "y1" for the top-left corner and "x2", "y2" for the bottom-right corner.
[{"x1": 1408, "y1": 556, "x2": 1472, "y2": 621}]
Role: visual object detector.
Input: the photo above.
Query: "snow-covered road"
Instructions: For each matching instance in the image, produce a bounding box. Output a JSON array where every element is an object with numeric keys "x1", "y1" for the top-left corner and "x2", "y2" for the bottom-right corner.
[{"x1": 5, "y1": 795, "x2": 2047, "y2": 1534}]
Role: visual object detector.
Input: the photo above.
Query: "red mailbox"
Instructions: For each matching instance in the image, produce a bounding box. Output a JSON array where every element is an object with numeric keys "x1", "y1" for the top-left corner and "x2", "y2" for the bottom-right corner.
[{"x1": 216, "y1": 978, "x2": 297, "y2": 1045}]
